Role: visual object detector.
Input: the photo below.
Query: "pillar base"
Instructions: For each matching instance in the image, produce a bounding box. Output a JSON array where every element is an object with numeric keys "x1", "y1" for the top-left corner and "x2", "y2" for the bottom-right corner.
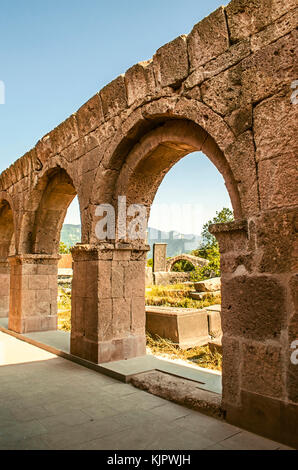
[
  {"x1": 8, "y1": 254, "x2": 60, "y2": 334},
  {"x1": 70, "y1": 243, "x2": 149, "y2": 364},
  {"x1": 71, "y1": 334, "x2": 146, "y2": 364}
]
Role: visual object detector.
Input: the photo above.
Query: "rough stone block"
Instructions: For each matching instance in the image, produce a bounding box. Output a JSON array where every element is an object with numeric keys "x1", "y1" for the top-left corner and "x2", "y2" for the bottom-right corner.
[
  {"x1": 131, "y1": 296, "x2": 146, "y2": 334},
  {"x1": 203, "y1": 39, "x2": 251, "y2": 80},
  {"x1": 111, "y1": 264, "x2": 124, "y2": 298},
  {"x1": 221, "y1": 275, "x2": 287, "y2": 340},
  {"x1": 287, "y1": 277, "x2": 298, "y2": 402},
  {"x1": 225, "y1": 0, "x2": 297, "y2": 43},
  {"x1": 112, "y1": 297, "x2": 131, "y2": 337},
  {"x1": 242, "y1": 30, "x2": 298, "y2": 104},
  {"x1": 52, "y1": 115, "x2": 79, "y2": 153},
  {"x1": 254, "y1": 89, "x2": 298, "y2": 162},
  {"x1": 153, "y1": 36, "x2": 188, "y2": 88},
  {"x1": 224, "y1": 130, "x2": 259, "y2": 216},
  {"x1": 195, "y1": 277, "x2": 221, "y2": 292},
  {"x1": 221, "y1": 335, "x2": 241, "y2": 406},
  {"x1": 201, "y1": 63, "x2": 242, "y2": 115},
  {"x1": 76, "y1": 94, "x2": 103, "y2": 136},
  {"x1": 146, "y1": 306, "x2": 209, "y2": 349},
  {"x1": 28, "y1": 274, "x2": 49, "y2": 290},
  {"x1": 251, "y1": 7, "x2": 298, "y2": 52},
  {"x1": 124, "y1": 262, "x2": 145, "y2": 298},
  {"x1": 242, "y1": 342, "x2": 284, "y2": 398},
  {"x1": 255, "y1": 208, "x2": 298, "y2": 274},
  {"x1": 225, "y1": 105, "x2": 252, "y2": 137},
  {"x1": 145, "y1": 266, "x2": 153, "y2": 287},
  {"x1": 205, "y1": 305, "x2": 222, "y2": 338},
  {"x1": 153, "y1": 243, "x2": 167, "y2": 272},
  {"x1": 190, "y1": 291, "x2": 221, "y2": 301},
  {"x1": 97, "y1": 261, "x2": 112, "y2": 299},
  {"x1": 259, "y1": 153, "x2": 298, "y2": 210},
  {"x1": 125, "y1": 61, "x2": 156, "y2": 105},
  {"x1": 100, "y1": 75, "x2": 127, "y2": 119},
  {"x1": 188, "y1": 7, "x2": 229, "y2": 70}
]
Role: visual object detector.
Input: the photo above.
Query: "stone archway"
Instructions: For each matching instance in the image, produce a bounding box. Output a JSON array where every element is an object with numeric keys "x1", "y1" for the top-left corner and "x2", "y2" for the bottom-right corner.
[
  {"x1": 0, "y1": 0, "x2": 296, "y2": 446},
  {"x1": 8, "y1": 167, "x2": 79, "y2": 334},
  {"x1": 0, "y1": 196, "x2": 15, "y2": 318},
  {"x1": 166, "y1": 254, "x2": 208, "y2": 272}
]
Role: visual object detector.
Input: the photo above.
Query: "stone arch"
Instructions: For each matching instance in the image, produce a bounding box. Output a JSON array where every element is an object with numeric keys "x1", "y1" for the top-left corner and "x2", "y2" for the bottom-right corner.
[
  {"x1": 0, "y1": 0, "x2": 296, "y2": 447},
  {"x1": 0, "y1": 194, "x2": 16, "y2": 318},
  {"x1": 0, "y1": 193, "x2": 16, "y2": 259},
  {"x1": 20, "y1": 166, "x2": 79, "y2": 255},
  {"x1": 109, "y1": 117, "x2": 242, "y2": 236},
  {"x1": 167, "y1": 254, "x2": 208, "y2": 272}
]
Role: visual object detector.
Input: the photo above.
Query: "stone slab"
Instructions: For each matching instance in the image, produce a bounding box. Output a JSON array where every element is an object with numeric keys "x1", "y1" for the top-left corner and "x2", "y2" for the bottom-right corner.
[
  {"x1": 190, "y1": 291, "x2": 221, "y2": 300},
  {"x1": 146, "y1": 306, "x2": 210, "y2": 349},
  {"x1": 194, "y1": 277, "x2": 221, "y2": 292}
]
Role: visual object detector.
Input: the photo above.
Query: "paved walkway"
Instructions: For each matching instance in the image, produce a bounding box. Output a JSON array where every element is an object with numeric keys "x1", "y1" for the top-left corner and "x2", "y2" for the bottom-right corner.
[{"x1": 0, "y1": 332, "x2": 291, "y2": 450}]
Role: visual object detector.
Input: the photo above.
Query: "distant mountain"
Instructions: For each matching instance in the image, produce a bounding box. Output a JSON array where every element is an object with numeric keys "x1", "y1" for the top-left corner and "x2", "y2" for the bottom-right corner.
[
  {"x1": 146, "y1": 227, "x2": 201, "y2": 258},
  {"x1": 60, "y1": 224, "x2": 201, "y2": 258}
]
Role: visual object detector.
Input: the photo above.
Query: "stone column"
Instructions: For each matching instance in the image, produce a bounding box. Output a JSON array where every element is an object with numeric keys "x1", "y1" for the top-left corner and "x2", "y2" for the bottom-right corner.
[
  {"x1": 8, "y1": 254, "x2": 60, "y2": 333},
  {"x1": 153, "y1": 243, "x2": 167, "y2": 272},
  {"x1": 0, "y1": 259, "x2": 10, "y2": 318},
  {"x1": 210, "y1": 210, "x2": 298, "y2": 448},
  {"x1": 71, "y1": 243, "x2": 149, "y2": 364}
]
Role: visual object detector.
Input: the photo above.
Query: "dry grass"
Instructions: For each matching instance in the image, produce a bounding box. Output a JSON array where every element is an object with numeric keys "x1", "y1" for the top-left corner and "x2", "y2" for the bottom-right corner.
[
  {"x1": 57, "y1": 288, "x2": 71, "y2": 331},
  {"x1": 57, "y1": 285, "x2": 222, "y2": 371},
  {"x1": 146, "y1": 332, "x2": 222, "y2": 371},
  {"x1": 145, "y1": 284, "x2": 221, "y2": 309}
]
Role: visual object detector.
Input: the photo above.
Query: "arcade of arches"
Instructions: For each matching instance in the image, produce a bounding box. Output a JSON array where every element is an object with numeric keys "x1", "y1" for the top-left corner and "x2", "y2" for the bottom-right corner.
[{"x1": 0, "y1": 0, "x2": 297, "y2": 447}]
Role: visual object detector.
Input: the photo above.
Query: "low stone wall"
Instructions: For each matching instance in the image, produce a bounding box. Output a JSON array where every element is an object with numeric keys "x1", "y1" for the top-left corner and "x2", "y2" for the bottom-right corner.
[
  {"x1": 153, "y1": 271, "x2": 191, "y2": 286},
  {"x1": 145, "y1": 267, "x2": 153, "y2": 287}
]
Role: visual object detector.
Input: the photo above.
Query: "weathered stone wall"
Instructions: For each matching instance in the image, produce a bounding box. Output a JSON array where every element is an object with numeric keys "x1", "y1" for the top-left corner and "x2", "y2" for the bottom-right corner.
[{"x1": 0, "y1": 0, "x2": 297, "y2": 446}]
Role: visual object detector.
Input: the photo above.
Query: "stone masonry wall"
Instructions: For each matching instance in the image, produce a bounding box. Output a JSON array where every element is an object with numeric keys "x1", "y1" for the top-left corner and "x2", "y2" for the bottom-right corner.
[{"x1": 0, "y1": 0, "x2": 297, "y2": 447}]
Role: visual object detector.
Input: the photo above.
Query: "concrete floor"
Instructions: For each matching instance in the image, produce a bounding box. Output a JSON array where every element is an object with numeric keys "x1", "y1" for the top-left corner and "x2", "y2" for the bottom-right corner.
[
  {"x1": 0, "y1": 317, "x2": 222, "y2": 393},
  {"x1": 0, "y1": 332, "x2": 292, "y2": 450}
]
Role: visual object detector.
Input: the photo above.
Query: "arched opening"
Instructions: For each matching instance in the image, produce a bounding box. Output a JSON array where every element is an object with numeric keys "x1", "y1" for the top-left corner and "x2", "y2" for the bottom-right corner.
[
  {"x1": 170, "y1": 259, "x2": 195, "y2": 273},
  {"x1": 30, "y1": 168, "x2": 78, "y2": 255},
  {"x1": 58, "y1": 195, "x2": 81, "y2": 332},
  {"x1": 0, "y1": 199, "x2": 15, "y2": 259},
  {"x1": 0, "y1": 199, "x2": 15, "y2": 318},
  {"x1": 10, "y1": 167, "x2": 81, "y2": 334},
  {"x1": 113, "y1": 118, "x2": 239, "y2": 384}
]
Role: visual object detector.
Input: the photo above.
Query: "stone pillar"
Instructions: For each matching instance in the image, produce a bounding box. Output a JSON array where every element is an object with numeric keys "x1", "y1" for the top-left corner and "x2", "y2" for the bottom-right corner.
[
  {"x1": 210, "y1": 210, "x2": 298, "y2": 448},
  {"x1": 0, "y1": 259, "x2": 10, "y2": 318},
  {"x1": 8, "y1": 254, "x2": 60, "y2": 333},
  {"x1": 153, "y1": 243, "x2": 167, "y2": 272},
  {"x1": 71, "y1": 243, "x2": 149, "y2": 364}
]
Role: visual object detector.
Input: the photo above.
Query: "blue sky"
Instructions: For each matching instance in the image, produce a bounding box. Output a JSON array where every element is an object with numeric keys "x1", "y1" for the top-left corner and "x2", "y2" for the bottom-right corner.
[{"x1": 0, "y1": 0, "x2": 231, "y2": 235}]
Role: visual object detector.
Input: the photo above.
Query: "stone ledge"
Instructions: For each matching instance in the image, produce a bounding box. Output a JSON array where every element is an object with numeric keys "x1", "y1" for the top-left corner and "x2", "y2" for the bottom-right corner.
[
  {"x1": 130, "y1": 370, "x2": 224, "y2": 419},
  {"x1": 209, "y1": 219, "x2": 248, "y2": 234}
]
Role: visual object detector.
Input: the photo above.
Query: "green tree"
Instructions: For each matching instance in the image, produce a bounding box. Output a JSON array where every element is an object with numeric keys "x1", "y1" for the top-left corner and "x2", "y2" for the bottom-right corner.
[
  {"x1": 172, "y1": 260, "x2": 195, "y2": 272},
  {"x1": 59, "y1": 241, "x2": 71, "y2": 254},
  {"x1": 191, "y1": 208, "x2": 234, "y2": 281}
]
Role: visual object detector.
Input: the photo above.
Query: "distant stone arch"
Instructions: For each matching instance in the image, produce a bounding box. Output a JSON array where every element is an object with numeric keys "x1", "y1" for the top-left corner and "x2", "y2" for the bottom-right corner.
[{"x1": 166, "y1": 254, "x2": 208, "y2": 272}]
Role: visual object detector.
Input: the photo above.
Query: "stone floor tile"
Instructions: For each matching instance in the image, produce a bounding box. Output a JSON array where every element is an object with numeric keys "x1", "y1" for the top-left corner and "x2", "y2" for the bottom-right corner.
[{"x1": 218, "y1": 430, "x2": 282, "y2": 450}]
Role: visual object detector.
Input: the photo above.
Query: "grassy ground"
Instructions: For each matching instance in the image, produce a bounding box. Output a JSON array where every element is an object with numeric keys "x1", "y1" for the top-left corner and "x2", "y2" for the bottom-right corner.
[
  {"x1": 57, "y1": 288, "x2": 71, "y2": 331},
  {"x1": 57, "y1": 284, "x2": 222, "y2": 371},
  {"x1": 146, "y1": 332, "x2": 222, "y2": 371},
  {"x1": 145, "y1": 283, "x2": 221, "y2": 309}
]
